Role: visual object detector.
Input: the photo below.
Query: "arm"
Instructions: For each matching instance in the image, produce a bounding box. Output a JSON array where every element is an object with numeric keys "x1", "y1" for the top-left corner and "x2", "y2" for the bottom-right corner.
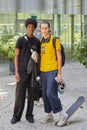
[
  {"x1": 15, "y1": 48, "x2": 20, "y2": 82},
  {"x1": 56, "y1": 50, "x2": 63, "y2": 83}
]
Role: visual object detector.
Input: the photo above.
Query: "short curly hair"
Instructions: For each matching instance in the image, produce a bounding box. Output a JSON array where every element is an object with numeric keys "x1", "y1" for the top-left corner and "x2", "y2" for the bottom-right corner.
[{"x1": 25, "y1": 18, "x2": 37, "y2": 29}]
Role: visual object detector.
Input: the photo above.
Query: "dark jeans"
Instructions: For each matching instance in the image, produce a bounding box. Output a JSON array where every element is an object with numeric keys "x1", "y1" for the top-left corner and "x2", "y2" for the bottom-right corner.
[
  {"x1": 40, "y1": 70, "x2": 62, "y2": 114},
  {"x1": 13, "y1": 72, "x2": 34, "y2": 120}
]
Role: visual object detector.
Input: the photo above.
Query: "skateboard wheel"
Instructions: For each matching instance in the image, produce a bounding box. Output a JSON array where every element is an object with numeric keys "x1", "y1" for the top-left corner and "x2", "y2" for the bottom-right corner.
[{"x1": 79, "y1": 105, "x2": 84, "y2": 109}]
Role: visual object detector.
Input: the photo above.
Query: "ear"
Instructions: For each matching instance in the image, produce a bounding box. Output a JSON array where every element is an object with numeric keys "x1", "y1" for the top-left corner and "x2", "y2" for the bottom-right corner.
[{"x1": 49, "y1": 28, "x2": 51, "y2": 32}]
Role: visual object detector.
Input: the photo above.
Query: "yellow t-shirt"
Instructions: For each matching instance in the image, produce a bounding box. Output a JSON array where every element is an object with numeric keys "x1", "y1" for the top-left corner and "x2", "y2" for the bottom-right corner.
[{"x1": 40, "y1": 35, "x2": 61, "y2": 72}]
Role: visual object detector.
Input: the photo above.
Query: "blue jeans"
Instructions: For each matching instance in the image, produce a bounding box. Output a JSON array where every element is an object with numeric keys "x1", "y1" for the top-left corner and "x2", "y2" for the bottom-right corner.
[{"x1": 40, "y1": 70, "x2": 62, "y2": 114}]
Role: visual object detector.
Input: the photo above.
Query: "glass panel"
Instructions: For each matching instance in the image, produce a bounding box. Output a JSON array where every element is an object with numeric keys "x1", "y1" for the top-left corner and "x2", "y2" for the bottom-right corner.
[
  {"x1": 59, "y1": 14, "x2": 72, "y2": 58},
  {"x1": 60, "y1": 15, "x2": 71, "y2": 47},
  {"x1": 74, "y1": 15, "x2": 81, "y2": 43},
  {"x1": 0, "y1": 13, "x2": 15, "y2": 35}
]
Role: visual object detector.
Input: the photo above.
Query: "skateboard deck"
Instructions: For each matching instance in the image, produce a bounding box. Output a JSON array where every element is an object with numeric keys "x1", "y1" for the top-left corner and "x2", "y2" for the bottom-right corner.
[
  {"x1": 65, "y1": 96, "x2": 85, "y2": 122},
  {"x1": 55, "y1": 96, "x2": 85, "y2": 126}
]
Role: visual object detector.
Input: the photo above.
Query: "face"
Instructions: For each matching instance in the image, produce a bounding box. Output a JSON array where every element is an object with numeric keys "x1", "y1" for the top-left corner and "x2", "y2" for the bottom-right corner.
[
  {"x1": 40, "y1": 23, "x2": 50, "y2": 37},
  {"x1": 26, "y1": 24, "x2": 35, "y2": 36}
]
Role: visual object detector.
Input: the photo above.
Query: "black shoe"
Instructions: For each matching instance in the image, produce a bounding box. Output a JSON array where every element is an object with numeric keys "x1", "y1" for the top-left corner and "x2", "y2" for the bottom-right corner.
[
  {"x1": 26, "y1": 116, "x2": 34, "y2": 123},
  {"x1": 10, "y1": 117, "x2": 20, "y2": 124}
]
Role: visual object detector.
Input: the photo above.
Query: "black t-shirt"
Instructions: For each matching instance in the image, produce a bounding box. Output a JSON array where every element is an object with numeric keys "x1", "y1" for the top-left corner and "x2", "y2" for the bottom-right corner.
[{"x1": 16, "y1": 35, "x2": 40, "y2": 72}]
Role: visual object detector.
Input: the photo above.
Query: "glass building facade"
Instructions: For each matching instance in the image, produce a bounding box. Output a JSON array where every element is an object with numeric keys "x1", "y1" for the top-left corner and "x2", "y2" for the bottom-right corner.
[{"x1": 0, "y1": 0, "x2": 87, "y2": 57}]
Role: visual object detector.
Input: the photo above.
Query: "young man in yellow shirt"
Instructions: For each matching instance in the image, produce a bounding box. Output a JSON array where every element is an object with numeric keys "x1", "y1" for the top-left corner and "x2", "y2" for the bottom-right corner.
[{"x1": 40, "y1": 21, "x2": 68, "y2": 127}]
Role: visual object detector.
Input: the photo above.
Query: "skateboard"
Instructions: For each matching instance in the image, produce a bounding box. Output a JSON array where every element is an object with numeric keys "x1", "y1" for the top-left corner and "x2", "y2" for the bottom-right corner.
[{"x1": 56, "y1": 96, "x2": 85, "y2": 126}]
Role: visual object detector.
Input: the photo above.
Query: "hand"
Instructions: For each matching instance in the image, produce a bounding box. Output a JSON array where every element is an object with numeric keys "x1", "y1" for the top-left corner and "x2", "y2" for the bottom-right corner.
[
  {"x1": 57, "y1": 73, "x2": 63, "y2": 83},
  {"x1": 15, "y1": 72, "x2": 20, "y2": 82}
]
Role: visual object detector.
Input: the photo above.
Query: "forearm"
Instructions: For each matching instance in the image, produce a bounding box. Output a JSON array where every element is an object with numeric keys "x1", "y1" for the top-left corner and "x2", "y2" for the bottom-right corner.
[
  {"x1": 57, "y1": 50, "x2": 62, "y2": 75},
  {"x1": 58, "y1": 56, "x2": 62, "y2": 75},
  {"x1": 15, "y1": 55, "x2": 19, "y2": 74}
]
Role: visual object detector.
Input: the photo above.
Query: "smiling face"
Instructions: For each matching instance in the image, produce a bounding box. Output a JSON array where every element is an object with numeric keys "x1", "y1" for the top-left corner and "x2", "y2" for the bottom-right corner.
[
  {"x1": 26, "y1": 24, "x2": 35, "y2": 37},
  {"x1": 40, "y1": 23, "x2": 51, "y2": 38}
]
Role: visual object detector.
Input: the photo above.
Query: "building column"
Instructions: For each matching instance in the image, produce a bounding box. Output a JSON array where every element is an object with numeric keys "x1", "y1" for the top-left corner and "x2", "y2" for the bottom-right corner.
[
  {"x1": 71, "y1": 15, "x2": 74, "y2": 55},
  {"x1": 57, "y1": 15, "x2": 60, "y2": 36},
  {"x1": 14, "y1": 0, "x2": 19, "y2": 33}
]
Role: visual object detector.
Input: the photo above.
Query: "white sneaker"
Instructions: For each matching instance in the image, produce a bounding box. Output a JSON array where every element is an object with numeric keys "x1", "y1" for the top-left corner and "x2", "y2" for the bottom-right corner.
[
  {"x1": 36, "y1": 101, "x2": 43, "y2": 106},
  {"x1": 40, "y1": 112, "x2": 54, "y2": 124},
  {"x1": 34, "y1": 99, "x2": 43, "y2": 106},
  {"x1": 39, "y1": 98, "x2": 43, "y2": 105},
  {"x1": 57, "y1": 112, "x2": 68, "y2": 127}
]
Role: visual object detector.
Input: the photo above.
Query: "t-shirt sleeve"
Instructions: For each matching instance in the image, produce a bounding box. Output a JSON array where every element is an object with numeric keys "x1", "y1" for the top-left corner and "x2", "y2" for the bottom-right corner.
[
  {"x1": 16, "y1": 37, "x2": 22, "y2": 49},
  {"x1": 55, "y1": 38, "x2": 61, "y2": 51}
]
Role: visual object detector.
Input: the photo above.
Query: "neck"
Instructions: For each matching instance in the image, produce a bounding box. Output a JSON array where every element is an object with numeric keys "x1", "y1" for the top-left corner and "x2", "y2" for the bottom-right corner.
[
  {"x1": 43, "y1": 34, "x2": 50, "y2": 39},
  {"x1": 27, "y1": 33, "x2": 34, "y2": 38}
]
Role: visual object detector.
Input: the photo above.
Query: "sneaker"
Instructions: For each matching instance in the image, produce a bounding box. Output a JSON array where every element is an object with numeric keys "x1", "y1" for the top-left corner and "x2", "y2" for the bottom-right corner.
[
  {"x1": 57, "y1": 112, "x2": 68, "y2": 127},
  {"x1": 34, "y1": 100, "x2": 43, "y2": 106},
  {"x1": 26, "y1": 116, "x2": 34, "y2": 123},
  {"x1": 10, "y1": 117, "x2": 20, "y2": 124},
  {"x1": 40, "y1": 112, "x2": 54, "y2": 124}
]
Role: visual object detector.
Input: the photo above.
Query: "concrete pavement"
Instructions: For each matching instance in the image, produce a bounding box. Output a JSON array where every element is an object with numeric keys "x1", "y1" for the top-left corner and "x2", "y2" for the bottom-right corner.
[{"x1": 0, "y1": 61, "x2": 87, "y2": 130}]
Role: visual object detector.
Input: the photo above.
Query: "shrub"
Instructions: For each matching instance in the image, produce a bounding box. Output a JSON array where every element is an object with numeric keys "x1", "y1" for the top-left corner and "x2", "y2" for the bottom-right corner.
[
  {"x1": 73, "y1": 36, "x2": 87, "y2": 68},
  {"x1": 0, "y1": 34, "x2": 21, "y2": 60}
]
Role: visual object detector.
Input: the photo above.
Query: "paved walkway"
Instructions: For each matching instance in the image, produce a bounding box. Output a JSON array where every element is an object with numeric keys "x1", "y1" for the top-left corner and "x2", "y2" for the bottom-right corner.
[{"x1": 0, "y1": 61, "x2": 87, "y2": 130}]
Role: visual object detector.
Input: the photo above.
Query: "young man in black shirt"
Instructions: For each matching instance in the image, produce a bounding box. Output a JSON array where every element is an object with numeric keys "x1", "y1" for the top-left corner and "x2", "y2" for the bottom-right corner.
[{"x1": 11, "y1": 18, "x2": 40, "y2": 124}]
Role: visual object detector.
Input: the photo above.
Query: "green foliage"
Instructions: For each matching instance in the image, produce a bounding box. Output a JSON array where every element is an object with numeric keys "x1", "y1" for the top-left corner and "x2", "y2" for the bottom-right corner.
[
  {"x1": 0, "y1": 34, "x2": 21, "y2": 60},
  {"x1": 0, "y1": 34, "x2": 14, "y2": 44},
  {"x1": 73, "y1": 36, "x2": 87, "y2": 68}
]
